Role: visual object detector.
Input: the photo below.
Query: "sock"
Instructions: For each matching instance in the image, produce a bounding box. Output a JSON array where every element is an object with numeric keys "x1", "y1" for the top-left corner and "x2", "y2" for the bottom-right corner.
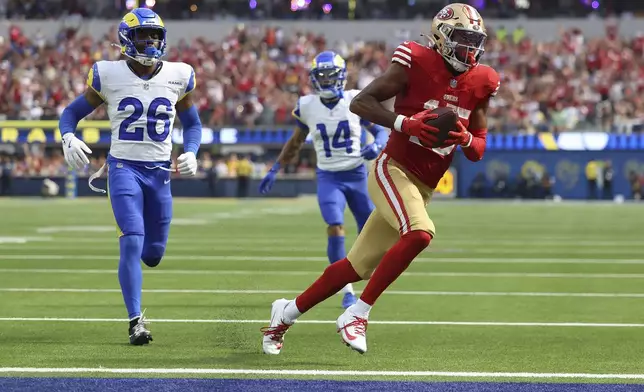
[
  {"x1": 327, "y1": 235, "x2": 346, "y2": 264},
  {"x1": 283, "y1": 301, "x2": 301, "y2": 324},
  {"x1": 118, "y1": 235, "x2": 145, "y2": 320},
  {"x1": 327, "y1": 235, "x2": 354, "y2": 295},
  {"x1": 129, "y1": 317, "x2": 140, "y2": 330},
  {"x1": 360, "y1": 230, "x2": 432, "y2": 306},
  {"x1": 295, "y1": 257, "x2": 362, "y2": 313},
  {"x1": 341, "y1": 284, "x2": 355, "y2": 295},
  {"x1": 352, "y1": 299, "x2": 372, "y2": 317}
]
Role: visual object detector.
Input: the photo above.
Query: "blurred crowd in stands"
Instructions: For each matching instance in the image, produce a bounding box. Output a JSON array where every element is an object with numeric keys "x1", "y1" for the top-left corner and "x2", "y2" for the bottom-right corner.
[
  {"x1": 2, "y1": 16, "x2": 644, "y2": 134},
  {"x1": 0, "y1": 144, "x2": 312, "y2": 179},
  {"x1": 2, "y1": 0, "x2": 635, "y2": 21}
]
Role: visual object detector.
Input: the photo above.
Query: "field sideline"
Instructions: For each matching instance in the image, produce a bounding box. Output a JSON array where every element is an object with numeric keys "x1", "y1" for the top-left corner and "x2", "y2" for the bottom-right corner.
[{"x1": 0, "y1": 197, "x2": 643, "y2": 391}]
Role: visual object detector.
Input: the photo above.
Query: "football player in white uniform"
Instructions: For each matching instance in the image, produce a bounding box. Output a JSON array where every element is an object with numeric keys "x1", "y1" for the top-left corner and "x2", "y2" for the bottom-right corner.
[
  {"x1": 259, "y1": 51, "x2": 388, "y2": 353},
  {"x1": 58, "y1": 8, "x2": 201, "y2": 345}
]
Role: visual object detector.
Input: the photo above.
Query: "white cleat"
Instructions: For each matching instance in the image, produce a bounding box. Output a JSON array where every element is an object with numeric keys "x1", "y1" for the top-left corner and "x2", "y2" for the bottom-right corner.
[
  {"x1": 260, "y1": 298, "x2": 294, "y2": 355},
  {"x1": 336, "y1": 306, "x2": 368, "y2": 354}
]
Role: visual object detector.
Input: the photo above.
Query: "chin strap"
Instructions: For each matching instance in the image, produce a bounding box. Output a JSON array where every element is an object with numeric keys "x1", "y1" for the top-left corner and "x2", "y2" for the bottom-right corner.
[{"x1": 111, "y1": 43, "x2": 158, "y2": 66}]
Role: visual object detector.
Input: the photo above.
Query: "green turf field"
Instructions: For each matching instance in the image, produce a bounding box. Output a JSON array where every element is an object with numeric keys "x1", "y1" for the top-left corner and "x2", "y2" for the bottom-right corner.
[{"x1": 0, "y1": 197, "x2": 643, "y2": 383}]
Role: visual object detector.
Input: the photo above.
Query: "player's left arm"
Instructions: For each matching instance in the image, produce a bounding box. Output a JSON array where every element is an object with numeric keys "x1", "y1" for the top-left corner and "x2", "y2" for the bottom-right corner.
[
  {"x1": 444, "y1": 70, "x2": 500, "y2": 162},
  {"x1": 359, "y1": 118, "x2": 389, "y2": 160},
  {"x1": 459, "y1": 98, "x2": 489, "y2": 162},
  {"x1": 174, "y1": 67, "x2": 202, "y2": 176}
]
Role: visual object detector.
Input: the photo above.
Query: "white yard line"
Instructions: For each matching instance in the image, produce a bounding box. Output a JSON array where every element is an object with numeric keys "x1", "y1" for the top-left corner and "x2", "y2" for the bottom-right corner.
[
  {"x1": 1, "y1": 254, "x2": 644, "y2": 265},
  {"x1": 2, "y1": 246, "x2": 644, "y2": 256},
  {"x1": 0, "y1": 367, "x2": 643, "y2": 379},
  {"x1": 0, "y1": 317, "x2": 643, "y2": 328},
  {"x1": 18, "y1": 237, "x2": 644, "y2": 246},
  {"x1": 3, "y1": 287, "x2": 644, "y2": 298},
  {"x1": 1, "y1": 267, "x2": 644, "y2": 279}
]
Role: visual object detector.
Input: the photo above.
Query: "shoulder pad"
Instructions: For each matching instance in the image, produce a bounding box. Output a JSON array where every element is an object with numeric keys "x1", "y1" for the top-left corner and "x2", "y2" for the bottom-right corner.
[
  {"x1": 467, "y1": 64, "x2": 501, "y2": 100},
  {"x1": 294, "y1": 94, "x2": 316, "y2": 122},
  {"x1": 477, "y1": 64, "x2": 501, "y2": 97},
  {"x1": 166, "y1": 61, "x2": 196, "y2": 98},
  {"x1": 298, "y1": 94, "x2": 317, "y2": 107},
  {"x1": 87, "y1": 61, "x2": 107, "y2": 97}
]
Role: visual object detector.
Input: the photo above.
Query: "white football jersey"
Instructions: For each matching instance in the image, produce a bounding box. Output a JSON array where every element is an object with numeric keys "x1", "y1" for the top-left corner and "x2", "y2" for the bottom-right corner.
[
  {"x1": 295, "y1": 89, "x2": 364, "y2": 172},
  {"x1": 87, "y1": 60, "x2": 195, "y2": 162}
]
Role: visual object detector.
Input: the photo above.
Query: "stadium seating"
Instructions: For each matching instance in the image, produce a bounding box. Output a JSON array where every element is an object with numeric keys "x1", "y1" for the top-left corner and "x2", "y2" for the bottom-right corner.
[{"x1": 2, "y1": 22, "x2": 643, "y2": 134}]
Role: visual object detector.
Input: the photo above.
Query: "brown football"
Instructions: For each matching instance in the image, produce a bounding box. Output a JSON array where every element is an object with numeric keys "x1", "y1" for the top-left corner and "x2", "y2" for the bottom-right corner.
[{"x1": 423, "y1": 107, "x2": 458, "y2": 148}]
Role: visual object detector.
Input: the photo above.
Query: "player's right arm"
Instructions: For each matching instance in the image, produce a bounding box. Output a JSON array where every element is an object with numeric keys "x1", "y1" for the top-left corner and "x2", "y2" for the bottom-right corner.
[
  {"x1": 275, "y1": 125, "x2": 309, "y2": 166},
  {"x1": 59, "y1": 63, "x2": 105, "y2": 170},
  {"x1": 349, "y1": 43, "x2": 439, "y2": 146},
  {"x1": 258, "y1": 98, "x2": 309, "y2": 195},
  {"x1": 349, "y1": 62, "x2": 407, "y2": 129}
]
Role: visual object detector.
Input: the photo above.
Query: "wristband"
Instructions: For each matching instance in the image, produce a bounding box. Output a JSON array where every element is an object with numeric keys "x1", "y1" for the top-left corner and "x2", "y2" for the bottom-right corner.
[
  {"x1": 393, "y1": 115, "x2": 406, "y2": 132},
  {"x1": 463, "y1": 132, "x2": 473, "y2": 148}
]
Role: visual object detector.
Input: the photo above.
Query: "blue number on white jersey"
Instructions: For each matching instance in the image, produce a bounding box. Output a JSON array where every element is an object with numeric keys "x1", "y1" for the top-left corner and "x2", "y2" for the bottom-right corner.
[
  {"x1": 117, "y1": 97, "x2": 173, "y2": 142},
  {"x1": 296, "y1": 90, "x2": 364, "y2": 172},
  {"x1": 316, "y1": 120, "x2": 353, "y2": 158},
  {"x1": 87, "y1": 60, "x2": 195, "y2": 162}
]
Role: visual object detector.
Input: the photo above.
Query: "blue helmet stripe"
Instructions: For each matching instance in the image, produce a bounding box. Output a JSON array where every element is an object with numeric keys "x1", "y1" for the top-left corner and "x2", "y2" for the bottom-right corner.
[
  {"x1": 309, "y1": 51, "x2": 347, "y2": 99},
  {"x1": 118, "y1": 8, "x2": 167, "y2": 64},
  {"x1": 314, "y1": 52, "x2": 335, "y2": 66}
]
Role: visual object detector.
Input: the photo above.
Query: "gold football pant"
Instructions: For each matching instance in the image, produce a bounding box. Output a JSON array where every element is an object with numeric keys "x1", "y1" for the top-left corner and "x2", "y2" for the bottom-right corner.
[{"x1": 348, "y1": 152, "x2": 435, "y2": 279}]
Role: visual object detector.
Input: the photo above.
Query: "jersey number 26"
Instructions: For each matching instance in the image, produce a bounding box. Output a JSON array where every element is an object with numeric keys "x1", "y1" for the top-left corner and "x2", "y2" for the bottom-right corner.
[
  {"x1": 118, "y1": 97, "x2": 173, "y2": 142},
  {"x1": 317, "y1": 120, "x2": 353, "y2": 158}
]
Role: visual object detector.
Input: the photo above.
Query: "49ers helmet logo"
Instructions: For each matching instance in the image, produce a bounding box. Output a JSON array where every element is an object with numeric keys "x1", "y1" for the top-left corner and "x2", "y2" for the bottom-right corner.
[{"x1": 436, "y1": 7, "x2": 454, "y2": 20}]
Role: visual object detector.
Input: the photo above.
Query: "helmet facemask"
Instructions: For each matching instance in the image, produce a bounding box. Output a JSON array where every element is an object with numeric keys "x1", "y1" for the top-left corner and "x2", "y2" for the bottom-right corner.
[
  {"x1": 130, "y1": 27, "x2": 165, "y2": 66},
  {"x1": 438, "y1": 24, "x2": 486, "y2": 73},
  {"x1": 310, "y1": 66, "x2": 346, "y2": 100}
]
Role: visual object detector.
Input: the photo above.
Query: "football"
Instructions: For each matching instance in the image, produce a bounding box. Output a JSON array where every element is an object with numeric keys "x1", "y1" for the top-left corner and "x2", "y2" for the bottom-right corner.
[{"x1": 422, "y1": 107, "x2": 458, "y2": 148}]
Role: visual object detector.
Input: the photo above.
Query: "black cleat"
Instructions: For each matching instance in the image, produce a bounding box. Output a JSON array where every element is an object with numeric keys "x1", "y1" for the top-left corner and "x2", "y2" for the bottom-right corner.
[{"x1": 128, "y1": 312, "x2": 153, "y2": 345}]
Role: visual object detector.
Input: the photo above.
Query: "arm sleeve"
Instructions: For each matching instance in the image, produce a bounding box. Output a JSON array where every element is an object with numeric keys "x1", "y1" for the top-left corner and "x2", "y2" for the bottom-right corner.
[
  {"x1": 360, "y1": 119, "x2": 389, "y2": 147},
  {"x1": 462, "y1": 128, "x2": 487, "y2": 162},
  {"x1": 59, "y1": 95, "x2": 96, "y2": 136},
  {"x1": 177, "y1": 105, "x2": 202, "y2": 155},
  {"x1": 462, "y1": 67, "x2": 499, "y2": 161}
]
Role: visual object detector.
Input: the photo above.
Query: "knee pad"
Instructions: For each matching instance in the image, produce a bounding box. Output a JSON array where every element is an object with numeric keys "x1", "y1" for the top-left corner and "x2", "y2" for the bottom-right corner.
[{"x1": 141, "y1": 244, "x2": 165, "y2": 268}]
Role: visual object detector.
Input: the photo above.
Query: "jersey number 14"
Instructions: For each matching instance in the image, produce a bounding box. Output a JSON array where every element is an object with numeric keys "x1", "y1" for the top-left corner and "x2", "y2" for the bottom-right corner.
[
  {"x1": 118, "y1": 97, "x2": 173, "y2": 142},
  {"x1": 317, "y1": 120, "x2": 353, "y2": 158}
]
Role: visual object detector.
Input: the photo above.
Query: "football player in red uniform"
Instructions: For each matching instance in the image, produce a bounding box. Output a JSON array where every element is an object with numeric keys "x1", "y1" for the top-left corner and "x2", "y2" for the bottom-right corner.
[{"x1": 261, "y1": 2, "x2": 500, "y2": 355}]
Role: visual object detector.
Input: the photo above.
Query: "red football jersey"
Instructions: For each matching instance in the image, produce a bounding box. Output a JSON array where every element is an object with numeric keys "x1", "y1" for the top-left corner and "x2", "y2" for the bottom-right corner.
[{"x1": 385, "y1": 41, "x2": 500, "y2": 188}]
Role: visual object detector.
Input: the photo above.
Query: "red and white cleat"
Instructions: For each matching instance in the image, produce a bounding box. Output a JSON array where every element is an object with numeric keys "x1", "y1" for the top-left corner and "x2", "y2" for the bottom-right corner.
[
  {"x1": 260, "y1": 298, "x2": 294, "y2": 355},
  {"x1": 336, "y1": 307, "x2": 368, "y2": 354}
]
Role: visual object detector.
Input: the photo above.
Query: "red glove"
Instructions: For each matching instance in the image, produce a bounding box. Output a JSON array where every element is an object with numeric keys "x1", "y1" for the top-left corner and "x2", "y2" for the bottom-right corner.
[
  {"x1": 397, "y1": 110, "x2": 441, "y2": 147},
  {"x1": 442, "y1": 120, "x2": 473, "y2": 147}
]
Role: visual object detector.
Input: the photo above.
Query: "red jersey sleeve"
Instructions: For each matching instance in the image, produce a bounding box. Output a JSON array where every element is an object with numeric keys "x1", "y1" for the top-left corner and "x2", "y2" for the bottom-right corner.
[
  {"x1": 461, "y1": 65, "x2": 499, "y2": 162},
  {"x1": 391, "y1": 41, "x2": 414, "y2": 70},
  {"x1": 479, "y1": 65, "x2": 501, "y2": 100}
]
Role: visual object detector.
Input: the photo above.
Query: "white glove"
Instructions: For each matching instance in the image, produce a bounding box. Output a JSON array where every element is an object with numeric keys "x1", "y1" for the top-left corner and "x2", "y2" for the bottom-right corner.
[
  {"x1": 62, "y1": 133, "x2": 92, "y2": 170},
  {"x1": 176, "y1": 152, "x2": 197, "y2": 176}
]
